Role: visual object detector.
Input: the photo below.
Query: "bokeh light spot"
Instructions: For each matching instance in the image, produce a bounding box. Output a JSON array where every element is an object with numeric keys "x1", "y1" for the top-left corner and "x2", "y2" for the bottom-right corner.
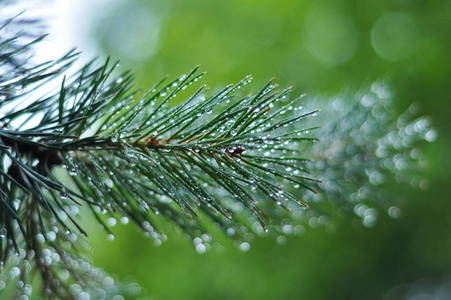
[
  {"x1": 371, "y1": 12, "x2": 419, "y2": 61},
  {"x1": 98, "y1": 4, "x2": 163, "y2": 61},
  {"x1": 304, "y1": 4, "x2": 359, "y2": 65}
]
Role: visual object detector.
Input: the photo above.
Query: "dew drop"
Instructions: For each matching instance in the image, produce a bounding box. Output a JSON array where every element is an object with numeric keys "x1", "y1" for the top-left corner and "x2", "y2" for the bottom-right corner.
[
  {"x1": 46, "y1": 232, "x2": 56, "y2": 241},
  {"x1": 60, "y1": 192, "x2": 68, "y2": 200},
  {"x1": 282, "y1": 225, "x2": 293, "y2": 234},
  {"x1": 104, "y1": 179, "x2": 114, "y2": 188},
  {"x1": 227, "y1": 228, "x2": 235, "y2": 236},
  {"x1": 239, "y1": 242, "x2": 250, "y2": 252},
  {"x1": 107, "y1": 218, "x2": 117, "y2": 227},
  {"x1": 425, "y1": 129, "x2": 437, "y2": 142},
  {"x1": 35, "y1": 234, "x2": 45, "y2": 243},
  {"x1": 196, "y1": 244, "x2": 206, "y2": 254},
  {"x1": 276, "y1": 236, "x2": 287, "y2": 245},
  {"x1": 294, "y1": 225, "x2": 306, "y2": 236}
]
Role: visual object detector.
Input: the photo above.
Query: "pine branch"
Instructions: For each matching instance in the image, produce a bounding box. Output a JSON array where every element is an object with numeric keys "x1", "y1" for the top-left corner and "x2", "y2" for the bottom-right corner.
[
  {"x1": 304, "y1": 84, "x2": 436, "y2": 227},
  {"x1": 1, "y1": 60, "x2": 319, "y2": 237},
  {"x1": 0, "y1": 11, "x2": 319, "y2": 298}
]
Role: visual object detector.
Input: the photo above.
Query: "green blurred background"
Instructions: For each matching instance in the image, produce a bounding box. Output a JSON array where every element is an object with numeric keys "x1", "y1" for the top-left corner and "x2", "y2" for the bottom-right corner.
[{"x1": 71, "y1": 0, "x2": 450, "y2": 299}]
